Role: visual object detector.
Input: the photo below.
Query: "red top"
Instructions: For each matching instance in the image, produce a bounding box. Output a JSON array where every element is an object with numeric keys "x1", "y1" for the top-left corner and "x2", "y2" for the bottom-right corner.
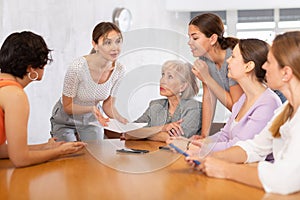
[{"x1": 0, "y1": 79, "x2": 23, "y2": 145}]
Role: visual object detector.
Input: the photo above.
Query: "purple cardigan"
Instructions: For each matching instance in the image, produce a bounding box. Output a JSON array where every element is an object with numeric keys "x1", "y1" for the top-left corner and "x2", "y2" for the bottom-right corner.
[{"x1": 208, "y1": 88, "x2": 282, "y2": 152}]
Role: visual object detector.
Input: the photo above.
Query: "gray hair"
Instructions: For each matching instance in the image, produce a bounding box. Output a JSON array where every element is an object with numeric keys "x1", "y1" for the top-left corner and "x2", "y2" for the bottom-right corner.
[{"x1": 162, "y1": 60, "x2": 199, "y2": 99}]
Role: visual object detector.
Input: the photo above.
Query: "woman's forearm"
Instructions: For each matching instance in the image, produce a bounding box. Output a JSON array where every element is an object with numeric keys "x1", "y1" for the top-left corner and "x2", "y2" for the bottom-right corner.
[
  {"x1": 102, "y1": 96, "x2": 127, "y2": 123},
  {"x1": 212, "y1": 146, "x2": 248, "y2": 163},
  {"x1": 225, "y1": 163, "x2": 263, "y2": 189},
  {"x1": 201, "y1": 84, "x2": 216, "y2": 137},
  {"x1": 0, "y1": 144, "x2": 8, "y2": 158},
  {"x1": 28, "y1": 143, "x2": 47, "y2": 150},
  {"x1": 205, "y1": 76, "x2": 234, "y2": 110},
  {"x1": 65, "y1": 104, "x2": 93, "y2": 115},
  {"x1": 62, "y1": 95, "x2": 93, "y2": 115}
]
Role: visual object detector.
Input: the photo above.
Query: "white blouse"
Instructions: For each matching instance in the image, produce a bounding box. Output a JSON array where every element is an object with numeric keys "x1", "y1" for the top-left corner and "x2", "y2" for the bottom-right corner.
[
  {"x1": 236, "y1": 101, "x2": 300, "y2": 195},
  {"x1": 62, "y1": 57, "x2": 125, "y2": 106}
]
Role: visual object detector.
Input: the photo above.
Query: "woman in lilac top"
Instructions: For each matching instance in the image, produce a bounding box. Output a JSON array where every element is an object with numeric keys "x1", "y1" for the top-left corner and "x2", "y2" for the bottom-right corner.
[{"x1": 189, "y1": 39, "x2": 282, "y2": 153}]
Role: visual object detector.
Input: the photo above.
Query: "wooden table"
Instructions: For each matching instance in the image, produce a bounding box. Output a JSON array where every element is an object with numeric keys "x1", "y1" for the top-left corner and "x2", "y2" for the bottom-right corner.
[{"x1": 1, "y1": 139, "x2": 299, "y2": 200}]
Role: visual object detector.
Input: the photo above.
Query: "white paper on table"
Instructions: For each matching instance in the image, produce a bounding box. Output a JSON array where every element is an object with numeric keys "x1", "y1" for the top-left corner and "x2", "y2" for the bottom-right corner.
[{"x1": 89, "y1": 119, "x2": 147, "y2": 133}]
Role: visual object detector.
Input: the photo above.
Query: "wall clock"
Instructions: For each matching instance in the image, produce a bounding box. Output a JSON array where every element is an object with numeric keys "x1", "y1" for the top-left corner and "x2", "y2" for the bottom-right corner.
[{"x1": 112, "y1": 7, "x2": 132, "y2": 32}]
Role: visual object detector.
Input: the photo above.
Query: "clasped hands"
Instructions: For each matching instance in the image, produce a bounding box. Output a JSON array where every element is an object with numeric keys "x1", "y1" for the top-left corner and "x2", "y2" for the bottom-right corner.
[{"x1": 45, "y1": 138, "x2": 86, "y2": 156}]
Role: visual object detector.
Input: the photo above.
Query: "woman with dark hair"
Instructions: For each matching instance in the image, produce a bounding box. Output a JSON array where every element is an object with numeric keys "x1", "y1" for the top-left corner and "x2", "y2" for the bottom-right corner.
[
  {"x1": 186, "y1": 31, "x2": 300, "y2": 195},
  {"x1": 185, "y1": 39, "x2": 281, "y2": 152},
  {"x1": 188, "y1": 13, "x2": 244, "y2": 137},
  {"x1": 0, "y1": 31, "x2": 85, "y2": 167},
  {"x1": 50, "y1": 22, "x2": 128, "y2": 142}
]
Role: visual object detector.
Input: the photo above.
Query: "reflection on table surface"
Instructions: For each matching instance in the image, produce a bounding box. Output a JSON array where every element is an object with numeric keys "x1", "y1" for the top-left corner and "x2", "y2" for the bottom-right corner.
[{"x1": 0, "y1": 139, "x2": 299, "y2": 200}]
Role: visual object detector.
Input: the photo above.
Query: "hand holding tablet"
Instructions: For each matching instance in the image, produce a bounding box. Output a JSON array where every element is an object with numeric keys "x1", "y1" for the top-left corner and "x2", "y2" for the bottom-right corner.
[{"x1": 169, "y1": 143, "x2": 201, "y2": 165}]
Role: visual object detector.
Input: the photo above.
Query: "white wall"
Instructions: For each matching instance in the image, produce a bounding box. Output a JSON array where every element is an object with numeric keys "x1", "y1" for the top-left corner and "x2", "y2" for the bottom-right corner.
[
  {"x1": 0, "y1": 0, "x2": 190, "y2": 144},
  {"x1": 0, "y1": 1, "x2": 2, "y2": 41},
  {"x1": 7, "y1": 0, "x2": 288, "y2": 143}
]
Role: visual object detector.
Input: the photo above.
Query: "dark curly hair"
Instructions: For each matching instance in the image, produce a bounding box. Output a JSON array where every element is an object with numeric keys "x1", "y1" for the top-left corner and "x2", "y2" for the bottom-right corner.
[{"x1": 0, "y1": 31, "x2": 52, "y2": 78}]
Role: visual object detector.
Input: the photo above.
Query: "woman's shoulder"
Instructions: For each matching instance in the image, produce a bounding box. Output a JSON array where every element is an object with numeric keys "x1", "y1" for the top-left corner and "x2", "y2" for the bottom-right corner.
[
  {"x1": 199, "y1": 56, "x2": 212, "y2": 64},
  {"x1": 149, "y1": 98, "x2": 168, "y2": 106},
  {"x1": 0, "y1": 83, "x2": 27, "y2": 107},
  {"x1": 180, "y1": 98, "x2": 202, "y2": 108},
  {"x1": 114, "y1": 61, "x2": 126, "y2": 72},
  {"x1": 108, "y1": 62, "x2": 125, "y2": 83},
  {"x1": 114, "y1": 61, "x2": 126, "y2": 77},
  {"x1": 144, "y1": 99, "x2": 168, "y2": 112},
  {"x1": 108, "y1": 61, "x2": 124, "y2": 78},
  {"x1": 70, "y1": 56, "x2": 86, "y2": 67},
  {"x1": 71, "y1": 56, "x2": 86, "y2": 65},
  {"x1": 0, "y1": 80, "x2": 23, "y2": 89},
  {"x1": 262, "y1": 88, "x2": 282, "y2": 105},
  {"x1": 225, "y1": 48, "x2": 232, "y2": 58},
  {"x1": 66, "y1": 57, "x2": 87, "y2": 73}
]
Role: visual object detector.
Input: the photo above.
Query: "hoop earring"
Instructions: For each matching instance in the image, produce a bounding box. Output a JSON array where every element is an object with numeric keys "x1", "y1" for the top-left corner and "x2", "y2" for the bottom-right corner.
[{"x1": 28, "y1": 71, "x2": 38, "y2": 81}]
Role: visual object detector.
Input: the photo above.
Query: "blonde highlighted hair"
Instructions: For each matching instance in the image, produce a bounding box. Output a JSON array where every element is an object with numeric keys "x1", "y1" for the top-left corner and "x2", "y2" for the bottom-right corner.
[
  {"x1": 162, "y1": 60, "x2": 199, "y2": 99},
  {"x1": 268, "y1": 31, "x2": 300, "y2": 137}
]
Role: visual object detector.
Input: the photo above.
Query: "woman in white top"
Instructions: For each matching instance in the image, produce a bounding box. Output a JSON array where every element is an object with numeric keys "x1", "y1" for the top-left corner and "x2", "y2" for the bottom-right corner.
[
  {"x1": 186, "y1": 31, "x2": 300, "y2": 195},
  {"x1": 50, "y1": 22, "x2": 127, "y2": 142}
]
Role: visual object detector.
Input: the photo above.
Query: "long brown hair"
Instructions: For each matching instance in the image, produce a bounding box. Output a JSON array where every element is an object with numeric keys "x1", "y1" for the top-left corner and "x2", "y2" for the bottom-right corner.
[
  {"x1": 268, "y1": 31, "x2": 300, "y2": 137},
  {"x1": 189, "y1": 13, "x2": 238, "y2": 50}
]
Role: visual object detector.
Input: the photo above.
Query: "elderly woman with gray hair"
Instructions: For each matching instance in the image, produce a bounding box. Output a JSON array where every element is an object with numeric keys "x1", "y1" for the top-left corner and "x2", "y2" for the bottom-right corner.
[{"x1": 123, "y1": 60, "x2": 202, "y2": 142}]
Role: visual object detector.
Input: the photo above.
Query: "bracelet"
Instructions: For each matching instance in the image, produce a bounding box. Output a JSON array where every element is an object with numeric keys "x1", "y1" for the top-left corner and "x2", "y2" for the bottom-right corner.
[{"x1": 186, "y1": 141, "x2": 191, "y2": 150}]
